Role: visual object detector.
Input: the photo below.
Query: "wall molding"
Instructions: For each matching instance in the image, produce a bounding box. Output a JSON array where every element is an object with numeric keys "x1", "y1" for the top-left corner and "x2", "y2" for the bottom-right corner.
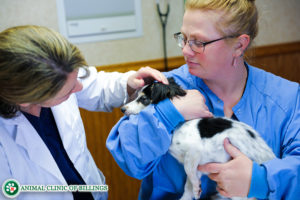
[
  {"x1": 246, "y1": 41, "x2": 300, "y2": 58},
  {"x1": 97, "y1": 56, "x2": 185, "y2": 72},
  {"x1": 96, "y1": 41, "x2": 300, "y2": 73}
]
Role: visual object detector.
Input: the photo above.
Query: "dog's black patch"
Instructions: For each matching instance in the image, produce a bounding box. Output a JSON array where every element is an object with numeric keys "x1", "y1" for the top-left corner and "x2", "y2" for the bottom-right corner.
[
  {"x1": 198, "y1": 117, "x2": 232, "y2": 138},
  {"x1": 247, "y1": 130, "x2": 256, "y2": 138},
  {"x1": 143, "y1": 77, "x2": 186, "y2": 104}
]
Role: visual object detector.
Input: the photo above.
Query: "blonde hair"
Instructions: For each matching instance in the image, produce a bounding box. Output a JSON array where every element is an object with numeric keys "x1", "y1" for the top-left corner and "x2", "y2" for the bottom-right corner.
[
  {"x1": 185, "y1": 0, "x2": 258, "y2": 44},
  {"x1": 0, "y1": 25, "x2": 88, "y2": 118}
]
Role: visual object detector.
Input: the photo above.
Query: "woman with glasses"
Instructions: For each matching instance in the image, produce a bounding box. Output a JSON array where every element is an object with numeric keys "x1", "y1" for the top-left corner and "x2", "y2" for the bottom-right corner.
[{"x1": 107, "y1": 0, "x2": 300, "y2": 199}]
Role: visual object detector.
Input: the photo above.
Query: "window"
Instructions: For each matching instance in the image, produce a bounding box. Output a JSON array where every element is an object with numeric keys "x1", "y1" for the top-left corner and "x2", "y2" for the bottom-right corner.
[{"x1": 56, "y1": 0, "x2": 143, "y2": 43}]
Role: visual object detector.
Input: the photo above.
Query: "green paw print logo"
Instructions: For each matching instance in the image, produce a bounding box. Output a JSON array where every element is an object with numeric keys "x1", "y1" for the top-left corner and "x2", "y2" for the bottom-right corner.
[{"x1": 2, "y1": 179, "x2": 20, "y2": 198}]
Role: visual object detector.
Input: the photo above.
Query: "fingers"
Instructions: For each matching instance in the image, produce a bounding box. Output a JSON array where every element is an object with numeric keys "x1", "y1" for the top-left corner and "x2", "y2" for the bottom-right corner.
[
  {"x1": 217, "y1": 186, "x2": 230, "y2": 197},
  {"x1": 199, "y1": 164, "x2": 232, "y2": 198},
  {"x1": 127, "y1": 66, "x2": 168, "y2": 92},
  {"x1": 207, "y1": 173, "x2": 219, "y2": 181},
  {"x1": 198, "y1": 163, "x2": 222, "y2": 174},
  {"x1": 171, "y1": 89, "x2": 213, "y2": 120},
  {"x1": 137, "y1": 66, "x2": 168, "y2": 85},
  {"x1": 133, "y1": 78, "x2": 145, "y2": 88},
  {"x1": 198, "y1": 164, "x2": 230, "y2": 197},
  {"x1": 202, "y1": 110, "x2": 214, "y2": 118},
  {"x1": 198, "y1": 141, "x2": 250, "y2": 198},
  {"x1": 223, "y1": 138, "x2": 242, "y2": 158}
]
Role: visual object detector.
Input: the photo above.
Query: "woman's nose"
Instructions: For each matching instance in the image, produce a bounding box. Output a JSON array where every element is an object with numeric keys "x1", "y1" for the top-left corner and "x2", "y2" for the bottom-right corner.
[{"x1": 182, "y1": 42, "x2": 195, "y2": 57}]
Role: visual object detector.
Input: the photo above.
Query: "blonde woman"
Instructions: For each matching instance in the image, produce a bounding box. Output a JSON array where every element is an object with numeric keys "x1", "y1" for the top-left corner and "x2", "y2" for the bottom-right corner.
[
  {"x1": 107, "y1": 0, "x2": 300, "y2": 199},
  {"x1": 0, "y1": 25, "x2": 168, "y2": 200}
]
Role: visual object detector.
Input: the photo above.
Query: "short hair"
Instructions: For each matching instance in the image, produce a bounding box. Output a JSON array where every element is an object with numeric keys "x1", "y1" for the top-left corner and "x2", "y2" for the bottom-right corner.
[
  {"x1": 185, "y1": 0, "x2": 258, "y2": 45},
  {"x1": 0, "y1": 25, "x2": 88, "y2": 118}
]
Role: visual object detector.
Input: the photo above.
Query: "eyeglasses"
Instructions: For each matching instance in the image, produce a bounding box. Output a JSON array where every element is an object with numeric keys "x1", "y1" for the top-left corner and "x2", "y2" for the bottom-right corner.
[{"x1": 174, "y1": 32, "x2": 237, "y2": 53}]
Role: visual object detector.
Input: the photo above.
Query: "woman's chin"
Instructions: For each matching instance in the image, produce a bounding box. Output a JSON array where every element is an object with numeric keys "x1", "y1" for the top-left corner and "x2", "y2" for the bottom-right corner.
[
  {"x1": 188, "y1": 66, "x2": 206, "y2": 78},
  {"x1": 187, "y1": 63, "x2": 198, "y2": 72}
]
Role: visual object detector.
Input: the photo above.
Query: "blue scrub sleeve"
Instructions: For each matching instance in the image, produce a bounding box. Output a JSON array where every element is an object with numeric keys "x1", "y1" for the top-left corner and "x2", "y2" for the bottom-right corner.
[
  {"x1": 257, "y1": 87, "x2": 300, "y2": 199},
  {"x1": 248, "y1": 162, "x2": 269, "y2": 199},
  {"x1": 154, "y1": 99, "x2": 185, "y2": 133},
  {"x1": 106, "y1": 99, "x2": 184, "y2": 179}
]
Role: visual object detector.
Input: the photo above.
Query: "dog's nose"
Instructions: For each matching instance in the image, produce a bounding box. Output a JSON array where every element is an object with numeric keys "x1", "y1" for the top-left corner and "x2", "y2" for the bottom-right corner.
[{"x1": 120, "y1": 107, "x2": 126, "y2": 114}]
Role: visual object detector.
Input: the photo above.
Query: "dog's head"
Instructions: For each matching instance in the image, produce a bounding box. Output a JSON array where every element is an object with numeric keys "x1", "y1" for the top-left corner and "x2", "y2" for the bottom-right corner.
[{"x1": 121, "y1": 77, "x2": 186, "y2": 115}]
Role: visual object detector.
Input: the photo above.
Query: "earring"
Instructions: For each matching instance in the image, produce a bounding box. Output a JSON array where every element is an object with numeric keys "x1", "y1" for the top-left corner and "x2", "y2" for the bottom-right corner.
[{"x1": 232, "y1": 57, "x2": 238, "y2": 68}]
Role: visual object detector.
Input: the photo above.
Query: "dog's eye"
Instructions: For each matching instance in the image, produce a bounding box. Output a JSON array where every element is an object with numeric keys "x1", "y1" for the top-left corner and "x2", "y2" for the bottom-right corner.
[
  {"x1": 137, "y1": 95, "x2": 151, "y2": 105},
  {"x1": 138, "y1": 95, "x2": 147, "y2": 101}
]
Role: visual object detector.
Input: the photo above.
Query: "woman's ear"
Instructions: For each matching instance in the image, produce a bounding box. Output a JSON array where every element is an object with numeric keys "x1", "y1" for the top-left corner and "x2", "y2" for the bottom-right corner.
[{"x1": 233, "y1": 34, "x2": 250, "y2": 57}]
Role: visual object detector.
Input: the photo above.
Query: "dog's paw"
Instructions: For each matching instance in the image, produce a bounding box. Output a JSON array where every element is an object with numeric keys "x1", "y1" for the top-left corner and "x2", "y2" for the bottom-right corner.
[
  {"x1": 179, "y1": 194, "x2": 194, "y2": 200},
  {"x1": 179, "y1": 189, "x2": 196, "y2": 200},
  {"x1": 193, "y1": 184, "x2": 202, "y2": 199}
]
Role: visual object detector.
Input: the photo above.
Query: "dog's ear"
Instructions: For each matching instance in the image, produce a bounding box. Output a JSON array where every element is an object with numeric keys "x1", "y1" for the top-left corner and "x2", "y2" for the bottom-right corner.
[
  {"x1": 167, "y1": 77, "x2": 186, "y2": 98},
  {"x1": 150, "y1": 77, "x2": 186, "y2": 104}
]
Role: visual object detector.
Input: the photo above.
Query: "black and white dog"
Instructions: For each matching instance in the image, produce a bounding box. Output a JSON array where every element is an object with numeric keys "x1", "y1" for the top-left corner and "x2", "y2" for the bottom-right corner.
[{"x1": 121, "y1": 77, "x2": 275, "y2": 200}]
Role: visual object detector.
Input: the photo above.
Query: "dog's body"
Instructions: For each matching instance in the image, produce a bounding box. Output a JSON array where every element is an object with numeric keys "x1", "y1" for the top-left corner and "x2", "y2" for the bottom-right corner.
[{"x1": 121, "y1": 77, "x2": 275, "y2": 200}]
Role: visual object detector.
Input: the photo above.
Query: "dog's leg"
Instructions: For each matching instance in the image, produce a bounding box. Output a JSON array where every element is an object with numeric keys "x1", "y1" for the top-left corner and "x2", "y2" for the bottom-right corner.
[
  {"x1": 183, "y1": 148, "x2": 202, "y2": 200},
  {"x1": 179, "y1": 179, "x2": 194, "y2": 200}
]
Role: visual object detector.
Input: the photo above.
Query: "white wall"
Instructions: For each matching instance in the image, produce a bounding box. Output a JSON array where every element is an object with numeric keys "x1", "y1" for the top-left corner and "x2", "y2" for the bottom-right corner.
[
  {"x1": 255, "y1": 0, "x2": 300, "y2": 46},
  {"x1": 0, "y1": 0, "x2": 299, "y2": 66}
]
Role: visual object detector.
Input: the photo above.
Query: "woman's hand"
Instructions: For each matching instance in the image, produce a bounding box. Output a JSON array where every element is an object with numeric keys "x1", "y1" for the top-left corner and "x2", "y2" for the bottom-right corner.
[
  {"x1": 171, "y1": 90, "x2": 213, "y2": 120},
  {"x1": 197, "y1": 138, "x2": 253, "y2": 198},
  {"x1": 127, "y1": 66, "x2": 168, "y2": 96}
]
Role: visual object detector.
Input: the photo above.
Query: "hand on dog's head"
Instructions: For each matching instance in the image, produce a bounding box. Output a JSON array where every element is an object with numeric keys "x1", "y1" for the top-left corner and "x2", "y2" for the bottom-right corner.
[{"x1": 121, "y1": 77, "x2": 186, "y2": 115}]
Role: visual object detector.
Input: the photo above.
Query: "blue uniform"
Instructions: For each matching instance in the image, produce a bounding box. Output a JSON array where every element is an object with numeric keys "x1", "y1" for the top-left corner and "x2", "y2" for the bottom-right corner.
[{"x1": 106, "y1": 63, "x2": 300, "y2": 199}]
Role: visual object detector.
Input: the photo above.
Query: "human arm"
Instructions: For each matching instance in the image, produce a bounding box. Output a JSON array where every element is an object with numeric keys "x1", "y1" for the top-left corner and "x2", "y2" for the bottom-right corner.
[
  {"x1": 76, "y1": 66, "x2": 167, "y2": 112},
  {"x1": 259, "y1": 88, "x2": 300, "y2": 199}
]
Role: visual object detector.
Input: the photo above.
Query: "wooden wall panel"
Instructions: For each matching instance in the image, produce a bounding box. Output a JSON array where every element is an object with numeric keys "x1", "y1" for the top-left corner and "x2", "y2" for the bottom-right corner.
[
  {"x1": 80, "y1": 41, "x2": 300, "y2": 200},
  {"x1": 246, "y1": 42, "x2": 300, "y2": 83},
  {"x1": 80, "y1": 108, "x2": 141, "y2": 200}
]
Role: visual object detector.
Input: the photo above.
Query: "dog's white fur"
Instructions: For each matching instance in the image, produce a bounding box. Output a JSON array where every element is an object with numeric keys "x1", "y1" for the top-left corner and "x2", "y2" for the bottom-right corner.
[{"x1": 121, "y1": 78, "x2": 275, "y2": 200}]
